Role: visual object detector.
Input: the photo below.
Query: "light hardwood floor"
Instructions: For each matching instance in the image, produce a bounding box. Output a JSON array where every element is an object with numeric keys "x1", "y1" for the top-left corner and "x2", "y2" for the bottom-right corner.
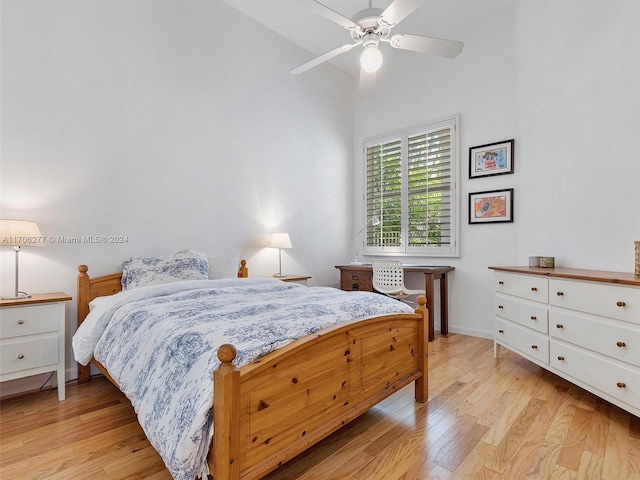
[{"x1": 1, "y1": 334, "x2": 639, "y2": 479}]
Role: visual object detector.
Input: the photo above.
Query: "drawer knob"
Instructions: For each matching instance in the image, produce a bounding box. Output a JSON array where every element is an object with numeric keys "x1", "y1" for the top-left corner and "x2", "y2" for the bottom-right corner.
[
  {"x1": 498, "y1": 281, "x2": 504, "y2": 285},
  {"x1": 617, "y1": 382, "x2": 627, "y2": 389},
  {"x1": 530, "y1": 316, "x2": 537, "y2": 321},
  {"x1": 498, "y1": 305, "x2": 504, "y2": 309},
  {"x1": 17, "y1": 319, "x2": 25, "y2": 325},
  {"x1": 616, "y1": 301, "x2": 626, "y2": 307},
  {"x1": 498, "y1": 329, "x2": 504, "y2": 334},
  {"x1": 557, "y1": 356, "x2": 565, "y2": 361},
  {"x1": 531, "y1": 345, "x2": 538, "y2": 349},
  {"x1": 556, "y1": 291, "x2": 564, "y2": 296},
  {"x1": 617, "y1": 341, "x2": 627, "y2": 348},
  {"x1": 556, "y1": 324, "x2": 564, "y2": 329},
  {"x1": 531, "y1": 287, "x2": 537, "y2": 292},
  {"x1": 18, "y1": 354, "x2": 25, "y2": 360}
]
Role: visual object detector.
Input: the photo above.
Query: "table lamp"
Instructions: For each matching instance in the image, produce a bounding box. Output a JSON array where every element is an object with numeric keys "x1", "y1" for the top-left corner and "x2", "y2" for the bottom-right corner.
[
  {"x1": 268, "y1": 232, "x2": 292, "y2": 278},
  {"x1": 1, "y1": 219, "x2": 45, "y2": 299},
  {"x1": 351, "y1": 215, "x2": 380, "y2": 264}
]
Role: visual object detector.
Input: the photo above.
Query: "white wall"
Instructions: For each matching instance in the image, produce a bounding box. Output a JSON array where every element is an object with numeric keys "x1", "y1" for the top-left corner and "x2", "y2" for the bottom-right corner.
[
  {"x1": 354, "y1": 0, "x2": 640, "y2": 338},
  {"x1": 0, "y1": 0, "x2": 353, "y2": 394}
]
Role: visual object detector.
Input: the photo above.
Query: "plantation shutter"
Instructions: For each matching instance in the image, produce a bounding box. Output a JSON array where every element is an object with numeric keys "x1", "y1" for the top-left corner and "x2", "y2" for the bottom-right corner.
[
  {"x1": 362, "y1": 117, "x2": 458, "y2": 257},
  {"x1": 407, "y1": 126, "x2": 452, "y2": 250},
  {"x1": 365, "y1": 138, "x2": 403, "y2": 250}
]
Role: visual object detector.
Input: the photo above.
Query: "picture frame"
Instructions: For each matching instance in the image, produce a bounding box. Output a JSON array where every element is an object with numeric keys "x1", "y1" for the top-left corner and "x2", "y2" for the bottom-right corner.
[
  {"x1": 469, "y1": 139, "x2": 514, "y2": 178},
  {"x1": 469, "y1": 188, "x2": 514, "y2": 224}
]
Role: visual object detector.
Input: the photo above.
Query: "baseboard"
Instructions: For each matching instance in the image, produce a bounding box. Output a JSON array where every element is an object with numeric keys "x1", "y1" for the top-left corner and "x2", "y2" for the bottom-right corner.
[{"x1": 444, "y1": 326, "x2": 493, "y2": 340}]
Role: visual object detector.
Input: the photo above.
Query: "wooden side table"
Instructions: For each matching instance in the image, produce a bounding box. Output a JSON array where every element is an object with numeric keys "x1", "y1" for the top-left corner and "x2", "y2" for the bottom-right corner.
[
  {"x1": 0, "y1": 292, "x2": 72, "y2": 400},
  {"x1": 272, "y1": 275, "x2": 311, "y2": 285}
]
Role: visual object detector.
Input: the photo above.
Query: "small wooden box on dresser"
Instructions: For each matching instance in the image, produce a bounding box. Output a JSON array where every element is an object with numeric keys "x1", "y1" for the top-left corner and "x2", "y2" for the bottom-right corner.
[
  {"x1": 490, "y1": 266, "x2": 640, "y2": 418},
  {"x1": 0, "y1": 293, "x2": 72, "y2": 401}
]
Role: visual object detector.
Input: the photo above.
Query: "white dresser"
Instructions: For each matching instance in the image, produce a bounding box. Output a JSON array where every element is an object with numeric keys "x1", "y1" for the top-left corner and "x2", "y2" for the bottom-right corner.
[
  {"x1": 490, "y1": 266, "x2": 640, "y2": 417},
  {"x1": 0, "y1": 293, "x2": 71, "y2": 401}
]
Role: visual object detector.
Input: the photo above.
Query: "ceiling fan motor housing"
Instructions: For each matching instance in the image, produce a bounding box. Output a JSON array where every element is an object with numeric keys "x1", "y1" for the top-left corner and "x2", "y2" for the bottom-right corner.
[{"x1": 350, "y1": 7, "x2": 391, "y2": 41}]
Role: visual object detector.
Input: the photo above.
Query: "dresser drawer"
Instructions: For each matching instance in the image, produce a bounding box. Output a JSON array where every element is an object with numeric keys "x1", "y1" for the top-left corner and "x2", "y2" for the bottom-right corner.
[
  {"x1": 550, "y1": 340, "x2": 640, "y2": 409},
  {"x1": 550, "y1": 278, "x2": 640, "y2": 325},
  {"x1": 495, "y1": 271, "x2": 548, "y2": 303},
  {"x1": 0, "y1": 336, "x2": 59, "y2": 374},
  {"x1": 0, "y1": 303, "x2": 60, "y2": 339},
  {"x1": 495, "y1": 294, "x2": 548, "y2": 334},
  {"x1": 495, "y1": 318, "x2": 549, "y2": 364},
  {"x1": 550, "y1": 309, "x2": 640, "y2": 368}
]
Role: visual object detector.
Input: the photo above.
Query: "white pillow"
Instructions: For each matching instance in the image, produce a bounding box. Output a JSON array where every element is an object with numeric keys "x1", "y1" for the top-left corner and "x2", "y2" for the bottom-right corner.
[
  {"x1": 207, "y1": 254, "x2": 240, "y2": 279},
  {"x1": 121, "y1": 250, "x2": 209, "y2": 290}
]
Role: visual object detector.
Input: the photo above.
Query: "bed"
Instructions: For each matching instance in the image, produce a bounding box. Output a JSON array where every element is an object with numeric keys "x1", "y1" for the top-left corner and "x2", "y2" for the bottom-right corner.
[{"x1": 74, "y1": 253, "x2": 429, "y2": 480}]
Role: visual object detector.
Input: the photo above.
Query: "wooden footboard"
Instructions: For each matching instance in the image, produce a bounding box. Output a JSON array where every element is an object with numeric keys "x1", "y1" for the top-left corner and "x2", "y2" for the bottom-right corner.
[
  {"x1": 212, "y1": 300, "x2": 428, "y2": 480},
  {"x1": 76, "y1": 263, "x2": 428, "y2": 480}
]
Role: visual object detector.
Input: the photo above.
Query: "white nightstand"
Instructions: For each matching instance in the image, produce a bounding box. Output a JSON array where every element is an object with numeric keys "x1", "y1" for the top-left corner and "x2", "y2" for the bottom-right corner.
[
  {"x1": 273, "y1": 275, "x2": 311, "y2": 285},
  {"x1": 0, "y1": 292, "x2": 72, "y2": 401}
]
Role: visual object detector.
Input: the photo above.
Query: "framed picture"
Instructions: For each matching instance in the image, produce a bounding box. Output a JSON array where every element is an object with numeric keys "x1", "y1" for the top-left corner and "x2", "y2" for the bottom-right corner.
[
  {"x1": 469, "y1": 188, "x2": 514, "y2": 224},
  {"x1": 469, "y1": 139, "x2": 514, "y2": 178}
]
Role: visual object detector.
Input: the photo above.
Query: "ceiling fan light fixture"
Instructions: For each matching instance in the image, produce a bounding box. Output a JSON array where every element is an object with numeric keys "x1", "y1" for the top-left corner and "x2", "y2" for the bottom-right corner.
[{"x1": 360, "y1": 42, "x2": 383, "y2": 73}]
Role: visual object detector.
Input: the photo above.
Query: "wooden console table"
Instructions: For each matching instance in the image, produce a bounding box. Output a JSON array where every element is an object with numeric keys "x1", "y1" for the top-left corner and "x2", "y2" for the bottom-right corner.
[{"x1": 335, "y1": 264, "x2": 455, "y2": 341}]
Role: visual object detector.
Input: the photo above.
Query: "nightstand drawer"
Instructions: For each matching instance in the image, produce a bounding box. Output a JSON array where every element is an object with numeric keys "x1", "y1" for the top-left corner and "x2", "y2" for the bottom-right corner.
[
  {"x1": 0, "y1": 293, "x2": 70, "y2": 401},
  {"x1": 0, "y1": 336, "x2": 59, "y2": 374},
  {"x1": 0, "y1": 303, "x2": 60, "y2": 339}
]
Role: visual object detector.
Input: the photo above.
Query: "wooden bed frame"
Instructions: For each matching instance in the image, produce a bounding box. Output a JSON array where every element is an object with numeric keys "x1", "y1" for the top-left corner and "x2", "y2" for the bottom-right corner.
[{"x1": 76, "y1": 260, "x2": 429, "y2": 480}]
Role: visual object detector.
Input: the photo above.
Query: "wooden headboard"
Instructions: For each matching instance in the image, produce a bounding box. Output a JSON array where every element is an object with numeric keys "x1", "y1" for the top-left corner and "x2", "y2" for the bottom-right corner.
[
  {"x1": 77, "y1": 259, "x2": 248, "y2": 325},
  {"x1": 76, "y1": 259, "x2": 248, "y2": 383}
]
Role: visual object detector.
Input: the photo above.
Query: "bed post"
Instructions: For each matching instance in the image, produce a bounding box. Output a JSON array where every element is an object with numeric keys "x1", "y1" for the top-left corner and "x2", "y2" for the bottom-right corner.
[
  {"x1": 77, "y1": 265, "x2": 91, "y2": 383},
  {"x1": 237, "y1": 260, "x2": 248, "y2": 278},
  {"x1": 414, "y1": 295, "x2": 429, "y2": 403},
  {"x1": 212, "y1": 344, "x2": 241, "y2": 480}
]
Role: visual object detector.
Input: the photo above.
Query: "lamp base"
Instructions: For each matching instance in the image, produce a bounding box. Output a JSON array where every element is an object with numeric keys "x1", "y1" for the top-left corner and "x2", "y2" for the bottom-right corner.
[
  {"x1": 2, "y1": 292, "x2": 31, "y2": 300},
  {"x1": 272, "y1": 274, "x2": 287, "y2": 278}
]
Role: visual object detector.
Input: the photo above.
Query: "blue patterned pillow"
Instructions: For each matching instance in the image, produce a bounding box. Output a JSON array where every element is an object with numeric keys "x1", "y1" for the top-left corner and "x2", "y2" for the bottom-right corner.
[{"x1": 121, "y1": 250, "x2": 209, "y2": 290}]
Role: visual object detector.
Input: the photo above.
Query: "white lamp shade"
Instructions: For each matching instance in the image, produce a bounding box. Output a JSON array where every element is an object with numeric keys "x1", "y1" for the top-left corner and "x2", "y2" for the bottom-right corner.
[
  {"x1": 0, "y1": 220, "x2": 44, "y2": 247},
  {"x1": 268, "y1": 232, "x2": 292, "y2": 249}
]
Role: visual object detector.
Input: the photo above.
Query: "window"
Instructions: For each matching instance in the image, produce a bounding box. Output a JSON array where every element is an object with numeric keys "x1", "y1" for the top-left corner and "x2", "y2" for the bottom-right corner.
[{"x1": 363, "y1": 116, "x2": 459, "y2": 257}]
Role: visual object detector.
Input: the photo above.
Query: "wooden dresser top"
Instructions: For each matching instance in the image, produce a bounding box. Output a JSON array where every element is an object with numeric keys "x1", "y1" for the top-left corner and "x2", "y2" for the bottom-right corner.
[{"x1": 489, "y1": 266, "x2": 640, "y2": 287}]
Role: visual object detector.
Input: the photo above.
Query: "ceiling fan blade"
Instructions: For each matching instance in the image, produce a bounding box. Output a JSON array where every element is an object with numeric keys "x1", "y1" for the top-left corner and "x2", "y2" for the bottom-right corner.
[
  {"x1": 390, "y1": 33, "x2": 464, "y2": 58},
  {"x1": 358, "y1": 68, "x2": 377, "y2": 97},
  {"x1": 290, "y1": 43, "x2": 358, "y2": 75},
  {"x1": 296, "y1": 0, "x2": 359, "y2": 30},
  {"x1": 379, "y1": 0, "x2": 427, "y2": 28}
]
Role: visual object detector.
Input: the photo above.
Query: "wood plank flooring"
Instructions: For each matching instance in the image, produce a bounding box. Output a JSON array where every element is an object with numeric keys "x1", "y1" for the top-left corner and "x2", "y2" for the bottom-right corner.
[{"x1": 1, "y1": 334, "x2": 639, "y2": 479}]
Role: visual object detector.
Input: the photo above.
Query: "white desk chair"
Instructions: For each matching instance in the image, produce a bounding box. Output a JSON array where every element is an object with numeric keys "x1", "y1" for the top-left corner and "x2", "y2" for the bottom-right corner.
[{"x1": 372, "y1": 260, "x2": 425, "y2": 304}]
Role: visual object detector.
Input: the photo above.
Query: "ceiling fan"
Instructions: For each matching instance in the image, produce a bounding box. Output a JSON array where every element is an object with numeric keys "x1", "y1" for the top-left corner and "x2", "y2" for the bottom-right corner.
[{"x1": 290, "y1": 0, "x2": 464, "y2": 76}]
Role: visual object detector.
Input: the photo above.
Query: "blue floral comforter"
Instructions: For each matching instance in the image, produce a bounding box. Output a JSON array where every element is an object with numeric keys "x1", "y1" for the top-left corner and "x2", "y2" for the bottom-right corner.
[{"x1": 72, "y1": 278, "x2": 414, "y2": 480}]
